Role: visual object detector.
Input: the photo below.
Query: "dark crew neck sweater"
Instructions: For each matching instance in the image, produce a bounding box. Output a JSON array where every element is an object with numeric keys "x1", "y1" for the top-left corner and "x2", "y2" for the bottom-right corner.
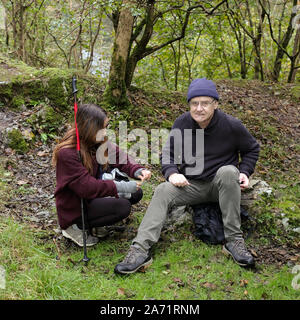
[{"x1": 161, "y1": 109, "x2": 260, "y2": 181}]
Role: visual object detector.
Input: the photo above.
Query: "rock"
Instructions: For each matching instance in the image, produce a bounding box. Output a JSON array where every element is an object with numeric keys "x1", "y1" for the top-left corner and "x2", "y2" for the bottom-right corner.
[
  {"x1": 241, "y1": 179, "x2": 273, "y2": 209},
  {"x1": 3, "y1": 127, "x2": 29, "y2": 154},
  {"x1": 282, "y1": 218, "x2": 289, "y2": 230},
  {"x1": 36, "y1": 211, "x2": 51, "y2": 219},
  {"x1": 22, "y1": 128, "x2": 35, "y2": 141},
  {"x1": 163, "y1": 205, "x2": 192, "y2": 230},
  {"x1": 292, "y1": 227, "x2": 300, "y2": 234},
  {"x1": 28, "y1": 216, "x2": 40, "y2": 223},
  {"x1": 54, "y1": 228, "x2": 61, "y2": 234}
]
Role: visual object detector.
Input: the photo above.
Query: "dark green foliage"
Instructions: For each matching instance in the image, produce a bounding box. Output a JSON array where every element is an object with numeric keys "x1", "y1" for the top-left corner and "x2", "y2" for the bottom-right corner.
[{"x1": 7, "y1": 129, "x2": 29, "y2": 154}]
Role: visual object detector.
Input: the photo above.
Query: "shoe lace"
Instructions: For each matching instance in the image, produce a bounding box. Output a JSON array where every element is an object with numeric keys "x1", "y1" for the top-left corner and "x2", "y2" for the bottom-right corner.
[
  {"x1": 233, "y1": 239, "x2": 251, "y2": 257},
  {"x1": 123, "y1": 247, "x2": 143, "y2": 264}
]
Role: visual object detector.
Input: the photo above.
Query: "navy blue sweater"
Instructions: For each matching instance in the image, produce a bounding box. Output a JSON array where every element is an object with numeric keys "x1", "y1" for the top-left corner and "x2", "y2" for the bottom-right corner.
[{"x1": 161, "y1": 109, "x2": 260, "y2": 181}]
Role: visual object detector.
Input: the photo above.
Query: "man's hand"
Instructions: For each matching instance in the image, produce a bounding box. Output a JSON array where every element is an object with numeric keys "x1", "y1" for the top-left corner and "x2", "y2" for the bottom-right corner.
[
  {"x1": 137, "y1": 169, "x2": 152, "y2": 182},
  {"x1": 239, "y1": 173, "x2": 249, "y2": 190},
  {"x1": 168, "y1": 173, "x2": 190, "y2": 187}
]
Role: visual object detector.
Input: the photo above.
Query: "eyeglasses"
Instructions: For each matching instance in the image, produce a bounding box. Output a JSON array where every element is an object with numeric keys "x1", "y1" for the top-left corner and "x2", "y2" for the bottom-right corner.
[{"x1": 190, "y1": 99, "x2": 215, "y2": 108}]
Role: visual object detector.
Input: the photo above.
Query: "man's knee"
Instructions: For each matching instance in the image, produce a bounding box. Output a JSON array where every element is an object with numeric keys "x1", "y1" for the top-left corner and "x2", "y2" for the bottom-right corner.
[
  {"x1": 154, "y1": 181, "x2": 176, "y2": 197},
  {"x1": 216, "y1": 165, "x2": 239, "y2": 185}
]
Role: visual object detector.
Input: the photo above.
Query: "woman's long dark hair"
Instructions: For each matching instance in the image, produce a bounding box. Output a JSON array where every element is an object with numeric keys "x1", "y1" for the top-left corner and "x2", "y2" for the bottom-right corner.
[{"x1": 52, "y1": 104, "x2": 108, "y2": 174}]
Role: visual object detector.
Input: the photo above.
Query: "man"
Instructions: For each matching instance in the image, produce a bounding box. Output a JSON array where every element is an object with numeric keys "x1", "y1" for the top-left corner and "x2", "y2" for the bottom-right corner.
[{"x1": 114, "y1": 78, "x2": 260, "y2": 274}]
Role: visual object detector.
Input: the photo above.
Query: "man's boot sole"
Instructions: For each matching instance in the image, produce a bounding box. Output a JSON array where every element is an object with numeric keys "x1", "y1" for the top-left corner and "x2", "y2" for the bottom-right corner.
[
  {"x1": 222, "y1": 245, "x2": 254, "y2": 267},
  {"x1": 115, "y1": 257, "x2": 153, "y2": 275}
]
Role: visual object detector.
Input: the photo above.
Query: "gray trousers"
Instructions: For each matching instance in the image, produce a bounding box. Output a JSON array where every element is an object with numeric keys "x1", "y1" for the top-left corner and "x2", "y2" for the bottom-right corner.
[{"x1": 132, "y1": 165, "x2": 243, "y2": 253}]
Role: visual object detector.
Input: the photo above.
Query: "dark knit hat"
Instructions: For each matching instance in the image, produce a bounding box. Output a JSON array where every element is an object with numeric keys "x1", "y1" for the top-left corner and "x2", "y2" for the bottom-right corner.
[{"x1": 187, "y1": 78, "x2": 219, "y2": 102}]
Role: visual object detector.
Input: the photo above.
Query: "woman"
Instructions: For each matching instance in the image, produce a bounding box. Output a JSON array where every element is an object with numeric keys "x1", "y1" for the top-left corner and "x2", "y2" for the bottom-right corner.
[{"x1": 52, "y1": 104, "x2": 151, "y2": 246}]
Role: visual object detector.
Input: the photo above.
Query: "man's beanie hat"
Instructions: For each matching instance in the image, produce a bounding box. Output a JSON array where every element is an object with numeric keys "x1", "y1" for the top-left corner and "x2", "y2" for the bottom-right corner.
[{"x1": 187, "y1": 78, "x2": 219, "y2": 102}]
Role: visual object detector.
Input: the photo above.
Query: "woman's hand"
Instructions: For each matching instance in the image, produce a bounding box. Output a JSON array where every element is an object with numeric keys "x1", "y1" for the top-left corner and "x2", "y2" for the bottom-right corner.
[
  {"x1": 137, "y1": 169, "x2": 152, "y2": 182},
  {"x1": 136, "y1": 181, "x2": 143, "y2": 189}
]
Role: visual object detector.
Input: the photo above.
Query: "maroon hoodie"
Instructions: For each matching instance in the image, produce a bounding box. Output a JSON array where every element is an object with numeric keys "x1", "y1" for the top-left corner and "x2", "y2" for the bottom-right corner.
[{"x1": 54, "y1": 145, "x2": 143, "y2": 229}]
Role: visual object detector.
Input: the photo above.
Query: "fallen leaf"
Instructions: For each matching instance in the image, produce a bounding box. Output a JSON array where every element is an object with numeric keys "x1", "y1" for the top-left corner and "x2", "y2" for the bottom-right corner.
[
  {"x1": 5, "y1": 148, "x2": 13, "y2": 155},
  {"x1": 117, "y1": 288, "x2": 125, "y2": 296},
  {"x1": 202, "y1": 282, "x2": 217, "y2": 290},
  {"x1": 139, "y1": 263, "x2": 151, "y2": 273},
  {"x1": 244, "y1": 290, "x2": 248, "y2": 296},
  {"x1": 224, "y1": 286, "x2": 234, "y2": 292},
  {"x1": 37, "y1": 151, "x2": 47, "y2": 157},
  {"x1": 250, "y1": 249, "x2": 258, "y2": 257},
  {"x1": 194, "y1": 265, "x2": 202, "y2": 270},
  {"x1": 173, "y1": 278, "x2": 185, "y2": 287},
  {"x1": 240, "y1": 279, "x2": 249, "y2": 287},
  {"x1": 290, "y1": 256, "x2": 298, "y2": 261},
  {"x1": 16, "y1": 180, "x2": 29, "y2": 185},
  {"x1": 278, "y1": 250, "x2": 287, "y2": 255}
]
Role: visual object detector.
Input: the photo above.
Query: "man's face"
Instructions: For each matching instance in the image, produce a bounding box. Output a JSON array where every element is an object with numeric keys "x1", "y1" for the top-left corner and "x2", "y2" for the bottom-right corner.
[{"x1": 189, "y1": 96, "x2": 218, "y2": 126}]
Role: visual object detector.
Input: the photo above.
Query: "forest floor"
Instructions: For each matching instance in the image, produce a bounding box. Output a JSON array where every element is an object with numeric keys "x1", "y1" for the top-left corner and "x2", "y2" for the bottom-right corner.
[{"x1": 0, "y1": 77, "x2": 299, "y2": 300}]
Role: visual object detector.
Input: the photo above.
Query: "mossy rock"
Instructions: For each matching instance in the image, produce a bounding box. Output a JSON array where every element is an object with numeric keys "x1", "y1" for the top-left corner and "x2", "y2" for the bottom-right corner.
[
  {"x1": 0, "y1": 55, "x2": 106, "y2": 109},
  {"x1": 11, "y1": 95, "x2": 25, "y2": 109},
  {"x1": 7, "y1": 129, "x2": 29, "y2": 154},
  {"x1": 26, "y1": 104, "x2": 66, "y2": 140},
  {"x1": 0, "y1": 82, "x2": 13, "y2": 104}
]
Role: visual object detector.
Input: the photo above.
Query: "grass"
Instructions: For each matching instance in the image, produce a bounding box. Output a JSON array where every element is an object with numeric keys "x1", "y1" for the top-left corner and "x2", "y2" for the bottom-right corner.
[
  {"x1": 0, "y1": 216, "x2": 299, "y2": 300},
  {"x1": 1, "y1": 157, "x2": 298, "y2": 300}
]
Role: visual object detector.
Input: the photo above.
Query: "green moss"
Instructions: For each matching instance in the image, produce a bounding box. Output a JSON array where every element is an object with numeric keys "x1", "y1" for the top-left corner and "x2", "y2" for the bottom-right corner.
[
  {"x1": 7, "y1": 129, "x2": 29, "y2": 154},
  {"x1": 46, "y1": 77, "x2": 69, "y2": 108},
  {"x1": 44, "y1": 105, "x2": 64, "y2": 128},
  {"x1": 0, "y1": 82, "x2": 13, "y2": 106},
  {"x1": 0, "y1": 53, "x2": 107, "y2": 109},
  {"x1": 11, "y1": 96, "x2": 25, "y2": 108},
  {"x1": 22, "y1": 80, "x2": 44, "y2": 104},
  {"x1": 26, "y1": 104, "x2": 64, "y2": 141},
  {"x1": 102, "y1": 55, "x2": 130, "y2": 108},
  {"x1": 26, "y1": 105, "x2": 65, "y2": 143}
]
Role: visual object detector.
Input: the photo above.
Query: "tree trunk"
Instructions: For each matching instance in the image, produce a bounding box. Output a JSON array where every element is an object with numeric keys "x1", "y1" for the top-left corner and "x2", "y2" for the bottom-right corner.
[
  {"x1": 5, "y1": 13, "x2": 9, "y2": 46},
  {"x1": 104, "y1": 0, "x2": 134, "y2": 108},
  {"x1": 288, "y1": 27, "x2": 300, "y2": 83},
  {"x1": 269, "y1": 0, "x2": 298, "y2": 81},
  {"x1": 222, "y1": 50, "x2": 233, "y2": 78},
  {"x1": 253, "y1": 3, "x2": 265, "y2": 81},
  {"x1": 125, "y1": 0, "x2": 156, "y2": 88}
]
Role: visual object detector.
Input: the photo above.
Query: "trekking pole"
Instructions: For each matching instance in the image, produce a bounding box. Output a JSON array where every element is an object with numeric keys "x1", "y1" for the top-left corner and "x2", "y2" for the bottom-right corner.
[{"x1": 72, "y1": 76, "x2": 89, "y2": 265}]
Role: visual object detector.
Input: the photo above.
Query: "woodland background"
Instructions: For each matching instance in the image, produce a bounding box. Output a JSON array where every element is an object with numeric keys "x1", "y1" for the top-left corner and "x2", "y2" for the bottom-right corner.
[{"x1": 0, "y1": 0, "x2": 299, "y2": 300}]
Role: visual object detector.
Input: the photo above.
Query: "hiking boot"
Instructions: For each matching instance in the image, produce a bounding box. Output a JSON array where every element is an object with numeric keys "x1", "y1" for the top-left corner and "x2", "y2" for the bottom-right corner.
[
  {"x1": 114, "y1": 246, "x2": 153, "y2": 275},
  {"x1": 62, "y1": 224, "x2": 99, "y2": 247},
  {"x1": 223, "y1": 238, "x2": 255, "y2": 267},
  {"x1": 91, "y1": 225, "x2": 126, "y2": 238},
  {"x1": 91, "y1": 226, "x2": 110, "y2": 238}
]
